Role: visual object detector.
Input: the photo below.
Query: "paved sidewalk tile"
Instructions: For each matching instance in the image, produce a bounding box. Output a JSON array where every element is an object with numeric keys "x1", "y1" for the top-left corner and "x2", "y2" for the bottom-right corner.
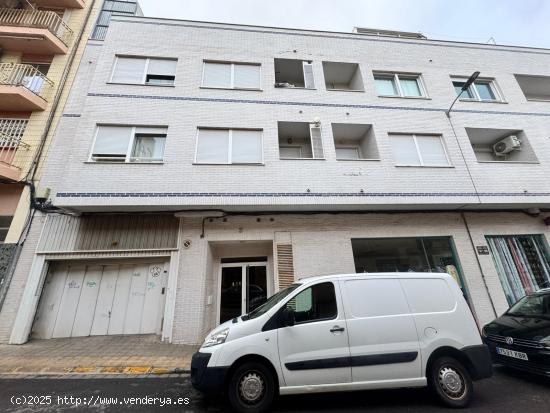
[{"x1": 0, "y1": 335, "x2": 199, "y2": 377}]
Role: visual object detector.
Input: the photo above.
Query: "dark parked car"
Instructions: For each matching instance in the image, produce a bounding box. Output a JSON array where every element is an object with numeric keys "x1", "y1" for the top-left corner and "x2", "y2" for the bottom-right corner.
[{"x1": 483, "y1": 289, "x2": 550, "y2": 376}]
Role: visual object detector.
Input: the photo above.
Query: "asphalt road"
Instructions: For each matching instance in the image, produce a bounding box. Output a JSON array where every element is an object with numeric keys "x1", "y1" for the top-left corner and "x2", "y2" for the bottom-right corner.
[{"x1": 1, "y1": 367, "x2": 549, "y2": 412}]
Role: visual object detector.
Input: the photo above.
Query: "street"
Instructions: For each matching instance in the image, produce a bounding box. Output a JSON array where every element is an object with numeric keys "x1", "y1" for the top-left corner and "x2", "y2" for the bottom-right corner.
[{"x1": 0, "y1": 367, "x2": 549, "y2": 412}]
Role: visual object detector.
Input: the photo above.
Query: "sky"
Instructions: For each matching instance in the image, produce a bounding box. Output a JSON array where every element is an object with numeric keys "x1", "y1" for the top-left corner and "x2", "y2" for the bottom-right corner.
[{"x1": 137, "y1": 0, "x2": 550, "y2": 49}]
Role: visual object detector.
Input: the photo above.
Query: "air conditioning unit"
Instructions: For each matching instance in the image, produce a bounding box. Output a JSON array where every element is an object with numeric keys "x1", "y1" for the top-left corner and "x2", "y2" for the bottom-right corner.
[{"x1": 493, "y1": 135, "x2": 521, "y2": 156}]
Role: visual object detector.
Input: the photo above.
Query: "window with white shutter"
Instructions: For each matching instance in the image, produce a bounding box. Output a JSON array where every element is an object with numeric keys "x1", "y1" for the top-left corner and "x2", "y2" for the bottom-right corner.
[
  {"x1": 196, "y1": 129, "x2": 263, "y2": 164},
  {"x1": 202, "y1": 61, "x2": 261, "y2": 89},
  {"x1": 389, "y1": 134, "x2": 449, "y2": 166},
  {"x1": 111, "y1": 56, "x2": 177, "y2": 85},
  {"x1": 111, "y1": 57, "x2": 147, "y2": 84},
  {"x1": 91, "y1": 126, "x2": 167, "y2": 163}
]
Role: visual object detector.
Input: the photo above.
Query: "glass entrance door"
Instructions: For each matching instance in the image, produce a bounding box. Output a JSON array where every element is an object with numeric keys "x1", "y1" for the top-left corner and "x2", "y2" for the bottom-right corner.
[{"x1": 219, "y1": 262, "x2": 268, "y2": 324}]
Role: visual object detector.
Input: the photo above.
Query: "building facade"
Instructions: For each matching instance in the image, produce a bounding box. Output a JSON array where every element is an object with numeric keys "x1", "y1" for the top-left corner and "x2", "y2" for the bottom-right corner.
[{"x1": 1, "y1": 15, "x2": 550, "y2": 345}]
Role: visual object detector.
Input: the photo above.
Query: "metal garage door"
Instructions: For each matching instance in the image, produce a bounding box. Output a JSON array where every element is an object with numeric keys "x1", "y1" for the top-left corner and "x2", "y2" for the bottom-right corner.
[{"x1": 32, "y1": 260, "x2": 168, "y2": 339}]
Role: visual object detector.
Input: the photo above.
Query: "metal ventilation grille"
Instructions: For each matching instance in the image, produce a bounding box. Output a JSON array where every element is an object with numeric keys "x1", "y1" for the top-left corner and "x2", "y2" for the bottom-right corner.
[{"x1": 277, "y1": 244, "x2": 295, "y2": 290}]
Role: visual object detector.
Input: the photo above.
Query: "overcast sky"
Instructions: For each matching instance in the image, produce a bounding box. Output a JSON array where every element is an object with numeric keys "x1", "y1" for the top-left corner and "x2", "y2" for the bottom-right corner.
[{"x1": 138, "y1": 0, "x2": 550, "y2": 48}]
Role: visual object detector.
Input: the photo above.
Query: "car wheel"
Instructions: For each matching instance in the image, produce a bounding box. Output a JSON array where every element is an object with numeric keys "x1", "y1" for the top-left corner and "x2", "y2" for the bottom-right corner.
[
  {"x1": 227, "y1": 362, "x2": 276, "y2": 413},
  {"x1": 429, "y1": 356, "x2": 473, "y2": 408}
]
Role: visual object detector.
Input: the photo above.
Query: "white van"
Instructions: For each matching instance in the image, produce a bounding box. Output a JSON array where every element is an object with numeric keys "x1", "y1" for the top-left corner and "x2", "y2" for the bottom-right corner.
[{"x1": 191, "y1": 273, "x2": 492, "y2": 412}]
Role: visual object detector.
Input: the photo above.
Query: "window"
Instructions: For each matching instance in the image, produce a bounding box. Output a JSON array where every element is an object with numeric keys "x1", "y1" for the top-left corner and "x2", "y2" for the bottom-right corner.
[
  {"x1": 465, "y1": 128, "x2": 538, "y2": 163},
  {"x1": 389, "y1": 134, "x2": 449, "y2": 166},
  {"x1": 202, "y1": 62, "x2": 261, "y2": 90},
  {"x1": 452, "y1": 77, "x2": 502, "y2": 102},
  {"x1": 278, "y1": 122, "x2": 324, "y2": 159},
  {"x1": 195, "y1": 129, "x2": 263, "y2": 164},
  {"x1": 487, "y1": 235, "x2": 550, "y2": 305},
  {"x1": 374, "y1": 72, "x2": 425, "y2": 98},
  {"x1": 285, "y1": 282, "x2": 337, "y2": 324},
  {"x1": 332, "y1": 123, "x2": 379, "y2": 160},
  {"x1": 322, "y1": 62, "x2": 364, "y2": 91},
  {"x1": 274, "y1": 58, "x2": 315, "y2": 89},
  {"x1": 0, "y1": 216, "x2": 12, "y2": 244},
  {"x1": 514, "y1": 74, "x2": 550, "y2": 101},
  {"x1": 91, "y1": 126, "x2": 167, "y2": 162},
  {"x1": 111, "y1": 56, "x2": 177, "y2": 86},
  {"x1": 351, "y1": 237, "x2": 467, "y2": 294}
]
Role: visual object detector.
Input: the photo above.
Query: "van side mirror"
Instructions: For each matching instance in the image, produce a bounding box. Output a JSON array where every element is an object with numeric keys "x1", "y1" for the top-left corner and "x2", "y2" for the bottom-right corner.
[{"x1": 281, "y1": 307, "x2": 295, "y2": 327}]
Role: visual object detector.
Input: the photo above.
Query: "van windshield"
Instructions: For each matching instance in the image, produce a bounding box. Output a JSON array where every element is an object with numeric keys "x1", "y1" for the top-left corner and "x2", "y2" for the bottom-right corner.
[
  {"x1": 245, "y1": 284, "x2": 301, "y2": 320},
  {"x1": 507, "y1": 294, "x2": 550, "y2": 319}
]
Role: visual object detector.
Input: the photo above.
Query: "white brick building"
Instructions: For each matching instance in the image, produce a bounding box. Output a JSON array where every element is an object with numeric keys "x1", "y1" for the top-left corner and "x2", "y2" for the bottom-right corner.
[{"x1": 2, "y1": 16, "x2": 550, "y2": 345}]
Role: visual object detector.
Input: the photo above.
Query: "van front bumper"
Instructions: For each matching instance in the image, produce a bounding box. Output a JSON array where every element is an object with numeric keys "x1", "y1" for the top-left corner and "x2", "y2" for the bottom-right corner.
[
  {"x1": 191, "y1": 352, "x2": 229, "y2": 395},
  {"x1": 462, "y1": 344, "x2": 493, "y2": 380}
]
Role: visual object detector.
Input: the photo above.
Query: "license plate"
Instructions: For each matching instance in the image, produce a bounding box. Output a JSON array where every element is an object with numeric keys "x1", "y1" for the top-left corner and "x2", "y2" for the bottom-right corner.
[{"x1": 496, "y1": 347, "x2": 529, "y2": 361}]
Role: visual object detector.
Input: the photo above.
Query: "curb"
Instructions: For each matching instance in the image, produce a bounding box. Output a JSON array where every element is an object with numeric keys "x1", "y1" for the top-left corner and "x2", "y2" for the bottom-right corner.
[{"x1": 0, "y1": 366, "x2": 191, "y2": 377}]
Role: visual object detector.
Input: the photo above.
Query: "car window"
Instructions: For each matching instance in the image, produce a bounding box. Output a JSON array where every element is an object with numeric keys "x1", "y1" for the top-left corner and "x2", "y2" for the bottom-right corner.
[
  {"x1": 285, "y1": 282, "x2": 337, "y2": 323},
  {"x1": 508, "y1": 294, "x2": 550, "y2": 318}
]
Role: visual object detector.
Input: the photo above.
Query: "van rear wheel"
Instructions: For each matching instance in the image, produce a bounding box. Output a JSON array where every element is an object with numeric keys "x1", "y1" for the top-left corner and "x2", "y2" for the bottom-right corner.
[
  {"x1": 429, "y1": 356, "x2": 473, "y2": 408},
  {"x1": 227, "y1": 362, "x2": 275, "y2": 413}
]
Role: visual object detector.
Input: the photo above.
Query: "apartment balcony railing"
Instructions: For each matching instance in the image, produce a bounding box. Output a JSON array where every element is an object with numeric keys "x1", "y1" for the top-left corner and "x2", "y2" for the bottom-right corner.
[
  {"x1": 0, "y1": 130, "x2": 31, "y2": 182},
  {"x1": 0, "y1": 63, "x2": 54, "y2": 111},
  {"x1": 0, "y1": 8, "x2": 73, "y2": 53}
]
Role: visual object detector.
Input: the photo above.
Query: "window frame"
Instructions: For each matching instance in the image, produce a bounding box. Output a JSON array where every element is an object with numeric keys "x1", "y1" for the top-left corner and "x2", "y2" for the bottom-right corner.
[
  {"x1": 201, "y1": 60, "x2": 262, "y2": 91},
  {"x1": 451, "y1": 76, "x2": 504, "y2": 102},
  {"x1": 109, "y1": 56, "x2": 177, "y2": 87},
  {"x1": 89, "y1": 125, "x2": 167, "y2": 163},
  {"x1": 389, "y1": 133, "x2": 451, "y2": 167},
  {"x1": 194, "y1": 128, "x2": 264, "y2": 165},
  {"x1": 373, "y1": 72, "x2": 428, "y2": 98},
  {"x1": 335, "y1": 146, "x2": 361, "y2": 160},
  {"x1": 283, "y1": 282, "x2": 338, "y2": 326}
]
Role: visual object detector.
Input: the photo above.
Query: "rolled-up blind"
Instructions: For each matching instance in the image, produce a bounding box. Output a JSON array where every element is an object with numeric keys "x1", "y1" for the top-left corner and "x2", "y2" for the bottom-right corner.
[
  {"x1": 234, "y1": 64, "x2": 260, "y2": 89},
  {"x1": 416, "y1": 135, "x2": 448, "y2": 165},
  {"x1": 112, "y1": 57, "x2": 146, "y2": 84},
  {"x1": 196, "y1": 129, "x2": 229, "y2": 163},
  {"x1": 203, "y1": 62, "x2": 231, "y2": 88},
  {"x1": 93, "y1": 126, "x2": 132, "y2": 157},
  {"x1": 232, "y1": 130, "x2": 262, "y2": 163},
  {"x1": 148, "y1": 59, "x2": 177, "y2": 76}
]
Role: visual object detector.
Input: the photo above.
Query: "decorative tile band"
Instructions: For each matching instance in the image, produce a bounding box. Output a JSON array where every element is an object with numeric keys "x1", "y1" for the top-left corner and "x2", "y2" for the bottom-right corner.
[
  {"x1": 86, "y1": 93, "x2": 550, "y2": 118},
  {"x1": 56, "y1": 192, "x2": 550, "y2": 198},
  {"x1": 62, "y1": 114, "x2": 81, "y2": 117},
  {"x1": 111, "y1": 18, "x2": 550, "y2": 57}
]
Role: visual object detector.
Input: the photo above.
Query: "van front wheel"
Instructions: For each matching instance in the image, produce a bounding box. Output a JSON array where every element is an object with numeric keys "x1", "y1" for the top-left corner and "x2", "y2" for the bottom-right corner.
[
  {"x1": 227, "y1": 362, "x2": 275, "y2": 413},
  {"x1": 429, "y1": 356, "x2": 473, "y2": 408}
]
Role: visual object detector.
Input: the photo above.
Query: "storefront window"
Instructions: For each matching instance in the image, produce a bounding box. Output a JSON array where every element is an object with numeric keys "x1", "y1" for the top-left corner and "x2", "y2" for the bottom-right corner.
[
  {"x1": 486, "y1": 235, "x2": 550, "y2": 305},
  {"x1": 351, "y1": 237, "x2": 466, "y2": 293}
]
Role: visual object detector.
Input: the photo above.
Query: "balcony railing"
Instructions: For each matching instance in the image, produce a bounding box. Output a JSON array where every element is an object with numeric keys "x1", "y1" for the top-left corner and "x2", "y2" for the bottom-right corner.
[
  {"x1": 0, "y1": 131, "x2": 31, "y2": 179},
  {"x1": 0, "y1": 63, "x2": 54, "y2": 101},
  {"x1": 0, "y1": 8, "x2": 73, "y2": 46}
]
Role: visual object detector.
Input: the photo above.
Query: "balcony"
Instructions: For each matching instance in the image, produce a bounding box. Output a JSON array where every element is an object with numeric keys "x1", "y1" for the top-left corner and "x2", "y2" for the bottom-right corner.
[
  {"x1": 0, "y1": 119, "x2": 30, "y2": 181},
  {"x1": 0, "y1": 63, "x2": 54, "y2": 111},
  {"x1": 32, "y1": 0, "x2": 85, "y2": 9},
  {"x1": 0, "y1": 8, "x2": 73, "y2": 54}
]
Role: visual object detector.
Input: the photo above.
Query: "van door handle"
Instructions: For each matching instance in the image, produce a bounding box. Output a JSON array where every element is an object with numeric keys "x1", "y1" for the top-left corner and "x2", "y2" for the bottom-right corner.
[{"x1": 330, "y1": 326, "x2": 345, "y2": 333}]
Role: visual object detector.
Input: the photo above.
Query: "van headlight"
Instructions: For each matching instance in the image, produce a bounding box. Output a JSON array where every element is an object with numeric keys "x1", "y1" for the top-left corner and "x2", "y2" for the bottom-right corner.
[{"x1": 203, "y1": 328, "x2": 229, "y2": 348}]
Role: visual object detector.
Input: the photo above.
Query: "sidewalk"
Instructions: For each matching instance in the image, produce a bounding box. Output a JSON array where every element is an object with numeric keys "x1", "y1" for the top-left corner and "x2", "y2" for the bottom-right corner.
[{"x1": 0, "y1": 335, "x2": 199, "y2": 376}]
